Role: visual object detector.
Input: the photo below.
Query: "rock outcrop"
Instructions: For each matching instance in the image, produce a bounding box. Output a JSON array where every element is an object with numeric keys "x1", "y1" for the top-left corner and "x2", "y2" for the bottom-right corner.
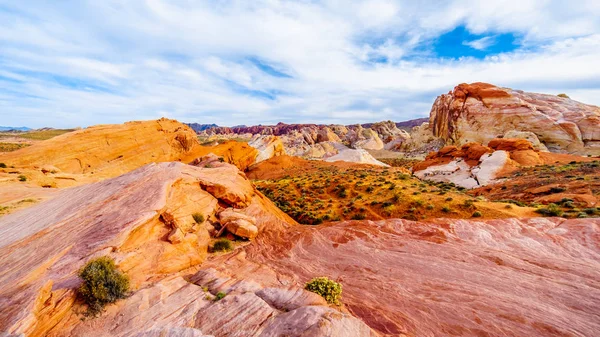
[
  {"x1": 429, "y1": 82, "x2": 600, "y2": 155},
  {"x1": 413, "y1": 139, "x2": 545, "y2": 188},
  {"x1": 208, "y1": 217, "x2": 600, "y2": 336},
  {"x1": 247, "y1": 135, "x2": 286, "y2": 164},
  {"x1": 198, "y1": 121, "x2": 415, "y2": 161},
  {"x1": 0, "y1": 161, "x2": 295, "y2": 336}
]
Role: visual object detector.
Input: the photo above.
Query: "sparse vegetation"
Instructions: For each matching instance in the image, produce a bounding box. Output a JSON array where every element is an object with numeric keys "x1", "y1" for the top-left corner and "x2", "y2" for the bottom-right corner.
[
  {"x1": 472, "y1": 211, "x2": 482, "y2": 218},
  {"x1": 557, "y1": 93, "x2": 570, "y2": 98},
  {"x1": 305, "y1": 277, "x2": 342, "y2": 305},
  {"x1": 535, "y1": 203, "x2": 564, "y2": 217},
  {"x1": 0, "y1": 163, "x2": 6, "y2": 168},
  {"x1": 18, "y1": 175, "x2": 27, "y2": 182},
  {"x1": 212, "y1": 238, "x2": 233, "y2": 252},
  {"x1": 78, "y1": 257, "x2": 129, "y2": 316},
  {"x1": 214, "y1": 292, "x2": 227, "y2": 301},
  {"x1": 192, "y1": 213, "x2": 205, "y2": 224}
]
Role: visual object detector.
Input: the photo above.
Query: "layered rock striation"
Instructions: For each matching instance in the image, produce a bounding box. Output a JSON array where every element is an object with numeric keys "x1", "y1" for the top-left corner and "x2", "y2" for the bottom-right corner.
[{"x1": 430, "y1": 82, "x2": 600, "y2": 154}]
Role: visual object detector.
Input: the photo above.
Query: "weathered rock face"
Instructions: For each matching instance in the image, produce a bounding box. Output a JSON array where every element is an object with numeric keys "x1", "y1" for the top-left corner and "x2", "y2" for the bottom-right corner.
[
  {"x1": 0, "y1": 119, "x2": 204, "y2": 176},
  {"x1": 0, "y1": 162, "x2": 295, "y2": 336},
  {"x1": 412, "y1": 139, "x2": 551, "y2": 188},
  {"x1": 238, "y1": 217, "x2": 600, "y2": 337},
  {"x1": 430, "y1": 82, "x2": 600, "y2": 155},
  {"x1": 247, "y1": 135, "x2": 286, "y2": 164},
  {"x1": 198, "y1": 121, "x2": 414, "y2": 160}
]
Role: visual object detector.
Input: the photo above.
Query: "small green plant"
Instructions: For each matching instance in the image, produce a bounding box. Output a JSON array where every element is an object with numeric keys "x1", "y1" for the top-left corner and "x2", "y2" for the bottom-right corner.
[
  {"x1": 472, "y1": 211, "x2": 482, "y2": 218},
  {"x1": 442, "y1": 206, "x2": 451, "y2": 213},
  {"x1": 214, "y1": 292, "x2": 227, "y2": 301},
  {"x1": 535, "y1": 203, "x2": 563, "y2": 217},
  {"x1": 0, "y1": 163, "x2": 6, "y2": 168},
  {"x1": 305, "y1": 277, "x2": 342, "y2": 305},
  {"x1": 212, "y1": 238, "x2": 233, "y2": 252},
  {"x1": 192, "y1": 213, "x2": 205, "y2": 224},
  {"x1": 351, "y1": 213, "x2": 366, "y2": 220},
  {"x1": 78, "y1": 257, "x2": 129, "y2": 316},
  {"x1": 18, "y1": 175, "x2": 27, "y2": 182},
  {"x1": 445, "y1": 197, "x2": 453, "y2": 202},
  {"x1": 557, "y1": 93, "x2": 570, "y2": 98}
]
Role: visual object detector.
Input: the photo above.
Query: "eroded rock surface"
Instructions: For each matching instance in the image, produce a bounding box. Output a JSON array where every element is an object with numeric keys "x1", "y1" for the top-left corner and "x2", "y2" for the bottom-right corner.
[
  {"x1": 236, "y1": 217, "x2": 600, "y2": 336},
  {"x1": 0, "y1": 162, "x2": 294, "y2": 336},
  {"x1": 430, "y1": 82, "x2": 600, "y2": 155}
]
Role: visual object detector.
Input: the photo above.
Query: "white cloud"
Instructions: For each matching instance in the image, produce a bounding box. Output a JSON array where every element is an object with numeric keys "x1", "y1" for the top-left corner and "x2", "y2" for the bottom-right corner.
[
  {"x1": 463, "y1": 36, "x2": 496, "y2": 50},
  {"x1": 0, "y1": 0, "x2": 599, "y2": 128}
]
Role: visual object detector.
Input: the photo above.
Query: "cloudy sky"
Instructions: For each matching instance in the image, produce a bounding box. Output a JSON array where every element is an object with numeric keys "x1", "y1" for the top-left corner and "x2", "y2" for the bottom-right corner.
[{"x1": 1, "y1": 0, "x2": 600, "y2": 128}]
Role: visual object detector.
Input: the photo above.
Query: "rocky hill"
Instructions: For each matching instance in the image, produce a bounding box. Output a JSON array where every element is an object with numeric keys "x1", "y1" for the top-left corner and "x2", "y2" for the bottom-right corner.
[
  {"x1": 0, "y1": 117, "x2": 599, "y2": 336},
  {"x1": 430, "y1": 82, "x2": 600, "y2": 155}
]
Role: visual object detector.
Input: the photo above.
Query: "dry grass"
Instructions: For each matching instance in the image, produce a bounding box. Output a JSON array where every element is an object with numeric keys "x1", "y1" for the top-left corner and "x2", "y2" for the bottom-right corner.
[
  {"x1": 0, "y1": 142, "x2": 31, "y2": 152},
  {"x1": 16, "y1": 129, "x2": 75, "y2": 140},
  {"x1": 254, "y1": 165, "x2": 528, "y2": 225}
]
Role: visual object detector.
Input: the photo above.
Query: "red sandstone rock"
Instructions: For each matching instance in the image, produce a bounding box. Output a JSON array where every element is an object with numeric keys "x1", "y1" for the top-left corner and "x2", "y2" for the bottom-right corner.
[{"x1": 430, "y1": 83, "x2": 600, "y2": 155}]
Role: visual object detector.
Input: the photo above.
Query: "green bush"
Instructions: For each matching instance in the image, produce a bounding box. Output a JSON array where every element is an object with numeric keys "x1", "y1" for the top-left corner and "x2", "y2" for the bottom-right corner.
[
  {"x1": 557, "y1": 93, "x2": 570, "y2": 98},
  {"x1": 305, "y1": 277, "x2": 342, "y2": 305},
  {"x1": 192, "y1": 213, "x2": 205, "y2": 224},
  {"x1": 212, "y1": 238, "x2": 233, "y2": 252},
  {"x1": 214, "y1": 292, "x2": 227, "y2": 301},
  {"x1": 18, "y1": 175, "x2": 27, "y2": 182},
  {"x1": 78, "y1": 257, "x2": 129, "y2": 316},
  {"x1": 442, "y1": 206, "x2": 451, "y2": 213},
  {"x1": 472, "y1": 211, "x2": 482, "y2": 218},
  {"x1": 535, "y1": 203, "x2": 563, "y2": 217},
  {"x1": 0, "y1": 163, "x2": 6, "y2": 168},
  {"x1": 351, "y1": 213, "x2": 366, "y2": 220}
]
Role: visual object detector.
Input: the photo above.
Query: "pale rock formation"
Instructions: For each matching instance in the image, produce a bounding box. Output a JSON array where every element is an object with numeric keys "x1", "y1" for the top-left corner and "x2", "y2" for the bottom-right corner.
[
  {"x1": 503, "y1": 130, "x2": 548, "y2": 152},
  {"x1": 325, "y1": 148, "x2": 389, "y2": 167},
  {"x1": 430, "y1": 82, "x2": 600, "y2": 155},
  {"x1": 218, "y1": 208, "x2": 259, "y2": 240},
  {"x1": 248, "y1": 135, "x2": 286, "y2": 164},
  {"x1": 316, "y1": 127, "x2": 342, "y2": 143},
  {"x1": 413, "y1": 158, "x2": 479, "y2": 188}
]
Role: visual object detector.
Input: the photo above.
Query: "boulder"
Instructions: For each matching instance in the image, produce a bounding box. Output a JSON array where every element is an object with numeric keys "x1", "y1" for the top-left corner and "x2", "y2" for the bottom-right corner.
[{"x1": 218, "y1": 208, "x2": 259, "y2": 240}]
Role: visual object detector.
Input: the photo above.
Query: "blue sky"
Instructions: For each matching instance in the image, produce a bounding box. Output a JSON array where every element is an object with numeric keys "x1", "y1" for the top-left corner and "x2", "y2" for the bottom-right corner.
[{"x1": 1, "y1": 0, "x2": 600, "y2": 128}]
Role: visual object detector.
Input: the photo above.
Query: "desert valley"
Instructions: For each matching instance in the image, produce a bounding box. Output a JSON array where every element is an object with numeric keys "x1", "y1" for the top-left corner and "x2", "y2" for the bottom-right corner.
[{"x1": 0, "y1": 82, "x2": 599, "y2": 336}]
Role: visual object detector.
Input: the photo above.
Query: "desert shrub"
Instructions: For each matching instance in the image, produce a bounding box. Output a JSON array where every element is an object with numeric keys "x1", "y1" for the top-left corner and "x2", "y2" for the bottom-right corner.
[
  {"x1": 78, "y1": 257, "x2": 129, "y2": 316},
  {"x1": 535, "y1": 203, "x2": 563, "y2": 217},
  {"x1": 549, "y1": 187, "x2": 566, "y2": 194},
  {"x1": 557, "y1": 93, "x2": 569, "y2": 98},
  {"x1": 498, "y1": 199, "x2": 527, "y2": 207},
  {"x1": 0, "y1": 163, "x2": 6, "y2": 168},
  {"x1": 442, "y1": 206, "x2": 451, "y2": 213},
  {"x1": 472, "y1": 211, "x2": 482, "y2": 218},
  {"x1": 426, "y1": 204, "x2": 434, "y2": 210},
  {"x1": 351, "y1": 213, "x2": 367, "y2": 220},
  {"x1": 577, "y1": 212, "x2": 588, "y2": 218},
  {"x1": 214, "y1": 292, "x2": 227, "y2": 301},
  {"x1": 365, "y1": 186, "x2": 374, "y2": 193},
  {"x1": 213, "y1": 238, "x2": 233, "y2": 252},
  {"x1": 445, "y1": 197, "x2": 453, "y2": 202},
  {"x1": 504, "y1": 204, "x2": 513, "y2": 209},
  {"x1": 305, "y1": 277, "x2": 342, "y2": 305},
  {"x1": 18, "y1": 175, "x2": 27, "y2": 182},
  {"x1": 192, "y1": 213, "x2": 205, "y2": 224}
]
